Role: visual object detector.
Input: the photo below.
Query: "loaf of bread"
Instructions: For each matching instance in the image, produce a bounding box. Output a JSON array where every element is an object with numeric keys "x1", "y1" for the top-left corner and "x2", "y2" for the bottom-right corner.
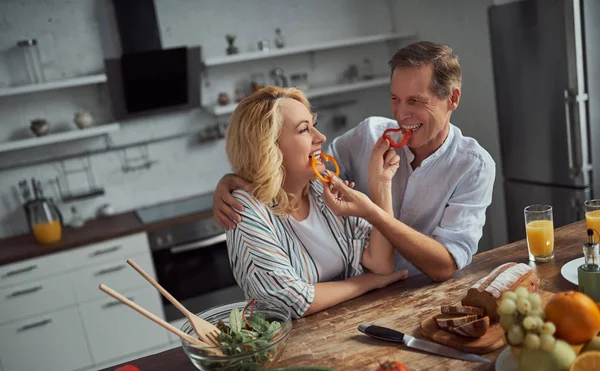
[
  {"x1": 461, "y1": 262, "x2": 539, "y2": 321},
  {"x1": 446, "y1": 316, "x2": 490, "y2": 338},
  {"x1": 440, "y1": 305, "x2": 485, "y2": 317},
  {"x1": 434, "y1": 313, "x2": 478, "y2": 329}
]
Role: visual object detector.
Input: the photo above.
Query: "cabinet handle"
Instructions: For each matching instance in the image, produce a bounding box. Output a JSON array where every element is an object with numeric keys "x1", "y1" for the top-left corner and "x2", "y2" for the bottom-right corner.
[
  {"x1": 6, "y1": 285, "x2": 43, "y2": 299},
  {"x1": 17, "y1": 318, "x2": 52, "y2": 332},
  {"x1": 90, "y1": 246, "x2": 121, "y2": 257},
  {"x1": 2, "y1": 264, "x2": 38, "y2": 278},
  {"x1": 103, "y1": 296, "x2": 134, "y2": 309},
  {"x1": 94, "y1": 265, "x2": 126, "y2": 276}
]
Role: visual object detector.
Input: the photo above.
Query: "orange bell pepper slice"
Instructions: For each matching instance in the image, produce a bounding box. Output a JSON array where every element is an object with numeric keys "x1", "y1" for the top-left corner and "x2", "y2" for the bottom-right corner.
[
  {"x1": 382, "y1": 128, "x2": 413, "y2": 148},
  {"x1": 311, "y1": 153, "x2": 340, "y2": 183}
]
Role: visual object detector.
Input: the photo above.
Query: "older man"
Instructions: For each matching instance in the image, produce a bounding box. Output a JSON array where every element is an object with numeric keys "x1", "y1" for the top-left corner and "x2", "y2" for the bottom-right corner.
[{"x1": 212, "y1": 41, "x2": 495, "y2": 282}]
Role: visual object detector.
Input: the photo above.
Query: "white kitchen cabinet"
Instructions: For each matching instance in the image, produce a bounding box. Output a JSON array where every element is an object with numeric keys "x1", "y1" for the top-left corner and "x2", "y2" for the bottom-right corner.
[
  {"x1": 0, "y1": 306, "x2": 93, "y2": 371},
  {"x1": 0, "y1": 273, "x2": 77, "y2": 324},
  {"x1": 0, "y1": 231, "x2": 169, "y2": 370},
  {"x1": 67, "y1": 232, "x2": 149, "y2": 268},
  {"x1": 79, "y1": 286, "x2": 170, "y2": 365},
  {"x1": 0, "y1": 252, "x2": 68, "y2": 289},
  {"x1": 70, "y1": 250, "x2": 155, "y2": 303}
]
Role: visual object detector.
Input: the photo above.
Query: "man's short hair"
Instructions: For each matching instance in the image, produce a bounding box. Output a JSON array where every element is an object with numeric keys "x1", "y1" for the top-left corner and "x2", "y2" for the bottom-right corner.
[{"x1": 389, "y1": 41, "x2": 462, "y2": 99}]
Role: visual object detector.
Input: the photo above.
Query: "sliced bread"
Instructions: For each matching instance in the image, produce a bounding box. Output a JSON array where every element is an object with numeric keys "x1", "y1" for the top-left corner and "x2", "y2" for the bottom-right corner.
[
  {"x1": 461, "y1": 262, "x2": 539, "y2": 321},
  {"x1": 446, "y1": 316, "x2": 490, "y2": 338},
  {"x1": 440, "y1": 305, "x2": 485, "y2": 317},
  {"x1": 434, "y1": 313, "x2": 478, "y2": 329}
]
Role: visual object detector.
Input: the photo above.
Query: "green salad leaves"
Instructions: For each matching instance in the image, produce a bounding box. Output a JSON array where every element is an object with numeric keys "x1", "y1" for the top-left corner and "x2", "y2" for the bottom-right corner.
[{"x1": 199, "y1": 299, "x2": 285, "y2": 370}]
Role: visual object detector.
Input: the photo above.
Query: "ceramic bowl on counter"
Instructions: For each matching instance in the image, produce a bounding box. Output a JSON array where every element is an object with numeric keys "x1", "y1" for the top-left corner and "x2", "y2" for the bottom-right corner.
[{"x1": 180, "y1": 301, "x2": 292, "y2": 371}]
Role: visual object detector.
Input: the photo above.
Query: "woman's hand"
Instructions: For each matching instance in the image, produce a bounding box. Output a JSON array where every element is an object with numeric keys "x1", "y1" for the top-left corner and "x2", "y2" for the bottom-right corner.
[
  {"x1": 369, "y1": 137, "x2": 400, "y2": 190},
  {"x1": 322, "y1": 175, "x2": 377, "y2": 219}
]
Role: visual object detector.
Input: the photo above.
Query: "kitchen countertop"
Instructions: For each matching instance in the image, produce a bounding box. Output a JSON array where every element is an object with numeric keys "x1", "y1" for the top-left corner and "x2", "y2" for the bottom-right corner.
[
  {"x1": 100, "y1": 220, "x2": 588, "y2": 371},
  {"x1": 0, "y1": 209, "x2": 213, "y2": 266}
]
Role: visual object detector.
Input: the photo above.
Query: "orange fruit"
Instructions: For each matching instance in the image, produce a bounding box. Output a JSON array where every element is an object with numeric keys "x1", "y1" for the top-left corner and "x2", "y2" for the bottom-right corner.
[
  {"x1": 545, "y1": 291, "x2": 600, "y2": 345},
  {"x1": 569, "y1": 351, "x2": 600, "y2": 371}
]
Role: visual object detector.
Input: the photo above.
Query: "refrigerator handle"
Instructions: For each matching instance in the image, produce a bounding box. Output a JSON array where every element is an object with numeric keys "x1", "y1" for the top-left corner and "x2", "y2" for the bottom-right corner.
[
  {"x1": 563, "y1": 89, "x2": 577, "y2": 179},
  {"x1": 564, "y1": 89, "x2": 592, "y2": 179}
]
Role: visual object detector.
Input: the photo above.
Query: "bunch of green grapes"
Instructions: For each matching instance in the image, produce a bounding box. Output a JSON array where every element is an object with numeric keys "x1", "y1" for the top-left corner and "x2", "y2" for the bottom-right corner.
[{"x1": 498, "y1": 287, "x2": 557, "y2": 351}]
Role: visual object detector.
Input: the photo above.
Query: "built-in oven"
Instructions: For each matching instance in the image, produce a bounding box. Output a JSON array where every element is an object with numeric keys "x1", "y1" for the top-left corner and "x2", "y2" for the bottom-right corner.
[{"x1": 136, "y1": 193, "x2": 245, "y2": 322}]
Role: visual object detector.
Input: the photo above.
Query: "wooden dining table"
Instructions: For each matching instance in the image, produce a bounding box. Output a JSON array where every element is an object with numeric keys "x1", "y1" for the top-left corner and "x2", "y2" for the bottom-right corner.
[{"x1": 101, "y1": 220, "x2": 588, "y2": 371}]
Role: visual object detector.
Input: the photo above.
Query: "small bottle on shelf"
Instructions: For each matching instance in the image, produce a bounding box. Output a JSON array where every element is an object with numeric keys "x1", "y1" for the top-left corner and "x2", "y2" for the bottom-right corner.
[{"x1": 274, "y1": 28, "x2": 285, "y2": 48}]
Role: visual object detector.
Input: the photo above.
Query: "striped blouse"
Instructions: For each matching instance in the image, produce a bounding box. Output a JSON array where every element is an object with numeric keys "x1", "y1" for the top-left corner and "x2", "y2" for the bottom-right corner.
[{"x1": 225, "y1": 180, "x2": 372, "y2": 319}]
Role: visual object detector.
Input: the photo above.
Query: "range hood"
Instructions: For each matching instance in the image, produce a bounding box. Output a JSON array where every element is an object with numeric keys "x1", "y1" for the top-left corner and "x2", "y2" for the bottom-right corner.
[
  {"x1": 112, "y1": 0, "x2": 163, "y2": 54},
  {"x1": 104, "y1": 0, "x2": 201, "y2": 121}
]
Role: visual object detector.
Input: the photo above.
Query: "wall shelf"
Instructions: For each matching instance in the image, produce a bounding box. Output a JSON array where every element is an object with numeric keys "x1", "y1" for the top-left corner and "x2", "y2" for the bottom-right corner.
[
  {"x1": 205, "y1": 76, "x2": 390, "y2": 116},
  {"x1": 0, "y1": 74, "x2": 107, "y2": 98},
  {"x1": 0, "y1": 123, "x2": 120, "y2": 154},
  {"x1": 203, "y1": 32, "x2": 416, "y2": 67}
]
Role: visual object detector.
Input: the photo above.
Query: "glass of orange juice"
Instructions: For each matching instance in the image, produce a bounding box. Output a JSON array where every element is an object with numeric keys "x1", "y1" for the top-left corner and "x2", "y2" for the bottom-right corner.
[
  {"x1": 27, "y1": 199, "x2": 63, "y2": 245},
  {"x1": 585, "y1": 199, "x2": 600, "y2": 240},
  {"x1": 524, "y1": 204, "x2": 554, "y2": 262}
]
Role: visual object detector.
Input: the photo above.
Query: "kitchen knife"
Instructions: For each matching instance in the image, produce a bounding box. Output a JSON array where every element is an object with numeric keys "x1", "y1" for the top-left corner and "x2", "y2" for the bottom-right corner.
[{"x1": 358, "y1": 324, "x2": 491, "y2": 363}]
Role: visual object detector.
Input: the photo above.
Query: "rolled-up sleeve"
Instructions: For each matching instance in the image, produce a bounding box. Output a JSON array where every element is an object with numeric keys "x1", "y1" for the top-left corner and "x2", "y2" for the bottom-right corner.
[
  {"x1": 226, "y1": 191, "x2": 314, "y2": 319},
  {"x1": 432, "y1": 157, "x2": 496, "y2": 269}
]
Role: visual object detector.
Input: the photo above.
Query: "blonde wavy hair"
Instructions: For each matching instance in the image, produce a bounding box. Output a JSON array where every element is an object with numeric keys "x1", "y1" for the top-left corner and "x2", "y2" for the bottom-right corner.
[{"x1": 226, "y1": 86, "x2": 313, "y2": 215}]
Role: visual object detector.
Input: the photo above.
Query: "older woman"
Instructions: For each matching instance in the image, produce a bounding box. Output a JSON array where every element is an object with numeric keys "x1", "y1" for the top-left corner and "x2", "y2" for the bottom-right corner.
[{"x1": 225, "y1": 86, "x2": 406, "y2": 319}]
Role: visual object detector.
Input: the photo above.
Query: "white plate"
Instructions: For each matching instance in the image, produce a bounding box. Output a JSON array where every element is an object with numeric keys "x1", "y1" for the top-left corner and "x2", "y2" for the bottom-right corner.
[
  {"x1": 495, "y1": 347, "x2": 518, "y2": 371},
  {"x1": 561, "y1": 257, "x2": 584, "y2": 285}
]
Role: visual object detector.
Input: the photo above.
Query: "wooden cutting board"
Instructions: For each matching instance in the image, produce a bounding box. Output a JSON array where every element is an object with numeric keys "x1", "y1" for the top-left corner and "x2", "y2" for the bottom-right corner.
[{"x1": 419, "y1": 289, "x2": 555, "y2": 355}]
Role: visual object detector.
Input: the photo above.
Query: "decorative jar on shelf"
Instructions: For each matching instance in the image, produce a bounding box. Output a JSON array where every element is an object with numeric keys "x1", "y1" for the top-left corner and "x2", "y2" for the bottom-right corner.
[
  {"x1": 218, "y1": 92, "x2": 230, "y2": 106},
  {"x1": 29, "y1": 118, "x2": 49, "y2": 136},
  {"x1": 74, "y1": 109, "x2": 94, "y2": 129}
]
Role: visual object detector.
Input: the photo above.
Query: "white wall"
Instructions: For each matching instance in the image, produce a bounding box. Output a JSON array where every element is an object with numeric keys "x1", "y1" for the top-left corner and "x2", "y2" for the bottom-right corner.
[
  {"x1": 0, "y1": 0, "x2": 395, "y2": 238},
  {"x1": 391, "y1": 0, "x2": 509, "y2": 250}
]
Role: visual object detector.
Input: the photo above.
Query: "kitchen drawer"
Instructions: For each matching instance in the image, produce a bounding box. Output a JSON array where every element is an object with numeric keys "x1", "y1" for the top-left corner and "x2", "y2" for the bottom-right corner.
[
  {"x1": 71, "y1": 251, "x2": 156, "y2": 302},
  {"x1": 0, "y1": 273, "x2": 76, "y2": 324},
  {"x1": 0, "y1": 306, "x2": 93, "y2": 371},
  {"x1": 67, "y1": 232, "x2": 150, "y2": 268},
  {"x1": 0, "y1": 252, "x2": 68, "y2": 289},
  {"x1": 80, "y1": 286, "x2": 170, "y2": 364}
]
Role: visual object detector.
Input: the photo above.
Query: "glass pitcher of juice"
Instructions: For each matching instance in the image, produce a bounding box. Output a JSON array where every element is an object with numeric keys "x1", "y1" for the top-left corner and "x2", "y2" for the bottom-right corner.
[{"x1": 25, "y1": 198, "x2": 63, "y2": 244}]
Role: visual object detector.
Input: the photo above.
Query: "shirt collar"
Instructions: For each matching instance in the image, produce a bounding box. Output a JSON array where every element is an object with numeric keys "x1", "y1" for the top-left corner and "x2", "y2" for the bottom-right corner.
[{"x1": 402, "y1": 123, "x2": 455, "y2": 167}]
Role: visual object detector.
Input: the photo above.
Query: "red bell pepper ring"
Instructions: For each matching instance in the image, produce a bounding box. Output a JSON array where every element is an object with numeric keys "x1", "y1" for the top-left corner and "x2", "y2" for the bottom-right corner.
[
  {"x1": 311, "y1": 153, "x2": 340, "y2": 183},
  {"x1": 382, "y1": 128, "x2": 413, "y2": 148}
]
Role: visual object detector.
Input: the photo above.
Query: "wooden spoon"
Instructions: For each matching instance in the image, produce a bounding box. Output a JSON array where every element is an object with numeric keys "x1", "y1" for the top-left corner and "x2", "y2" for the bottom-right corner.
[
  {"x1": 98, "y1": 284, "x2": 208, "y2": 347},
  {"x1": 126, "y1": 259, "x2": 223, "y2": 353}
]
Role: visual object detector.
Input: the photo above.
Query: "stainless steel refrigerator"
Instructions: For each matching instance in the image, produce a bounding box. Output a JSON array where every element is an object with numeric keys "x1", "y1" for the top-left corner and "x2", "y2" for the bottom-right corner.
[{"x1": 489, "y1": 0, "x2": 600, "y2": 242}]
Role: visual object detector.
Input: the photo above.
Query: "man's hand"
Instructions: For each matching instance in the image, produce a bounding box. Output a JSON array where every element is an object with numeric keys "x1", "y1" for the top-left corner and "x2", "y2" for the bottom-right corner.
[
  {"x1": 322, "y1": 175, "x2": 376, "y2": 219},
  {"x1": 369, "y1": 137, "x2": 400, "y2": 192},
  {"x1": 212, "y1": 173, "x2": 252, "y2": 230}
]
